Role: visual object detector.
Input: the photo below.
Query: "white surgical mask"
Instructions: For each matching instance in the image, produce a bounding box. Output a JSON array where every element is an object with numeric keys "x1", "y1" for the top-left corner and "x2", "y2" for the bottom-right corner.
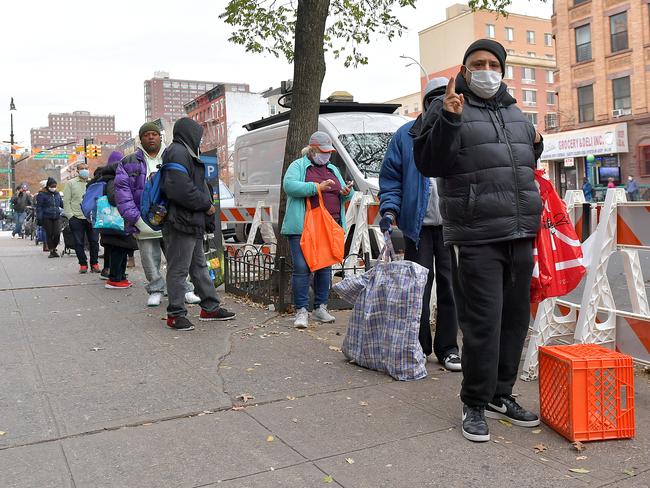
[
  {"x1": 465, "y1": 66, "x2": 502, "y2": 99},
  {"x1": 313, "y1": 152, "x2": 331, "y2": 166},
  {"x1": 48, "y1": 187, "x2": 57, "y2": 193}
]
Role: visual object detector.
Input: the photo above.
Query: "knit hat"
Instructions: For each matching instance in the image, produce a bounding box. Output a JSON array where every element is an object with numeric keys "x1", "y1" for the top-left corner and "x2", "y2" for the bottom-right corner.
[
  {"x1": 107, "y1": 150, "x2": 124, "y2": 164},
  {"x1": 423, "y1": 77, "x2": 449, "y2": 110},
  {"x1": 463, "y1": 39, "x2": 507, "y2": 74},
  {"x1": 139, "y1": 122, "x2": 161, "y2": 140},
  {"x1": 46, "y1": 177, "x2": 57, "y2": 188}
]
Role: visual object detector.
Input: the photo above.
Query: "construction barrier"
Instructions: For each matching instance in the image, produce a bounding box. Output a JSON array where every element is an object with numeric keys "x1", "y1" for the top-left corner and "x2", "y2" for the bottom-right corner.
[
  {"x1": 522, "y1": 188, "x2": 650, "y2": 380},
  {"x1": 220, "y1": 202, "x2": 276, "y2": 256},
  {"x1": 341, "y1": 193, "x2": 384, "y2": 271}
]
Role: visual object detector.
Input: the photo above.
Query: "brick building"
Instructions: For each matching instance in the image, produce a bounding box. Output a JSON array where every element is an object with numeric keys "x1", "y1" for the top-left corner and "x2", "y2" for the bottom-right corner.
[
  {"x1": 144, "y1": 71, "x2": 222, "y2": 125},
  {"x1": 416, "y1": 4, "x2": 557, "y2": 130},
  {"x1": 385, "y1": 91, "x2": 422, "y2": 117},
  {"x1": 30, "y1": 111, "x2": 130, "y2": 149},
  {"x1": 184, "y1": 84, "x2": 267, "y2": 184},
  {"x1": 542, "y1": 0, "x2": 650, "y2": 196}
]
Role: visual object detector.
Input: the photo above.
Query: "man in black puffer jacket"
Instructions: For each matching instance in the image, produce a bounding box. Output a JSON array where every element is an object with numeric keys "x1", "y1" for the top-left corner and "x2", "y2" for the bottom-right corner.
[
  {"x1": 414, "y1": 39, "x2": 543, "y2": 443},
  {"x1": 161, "y1": 117, "x2": 235, "y2": 331}
]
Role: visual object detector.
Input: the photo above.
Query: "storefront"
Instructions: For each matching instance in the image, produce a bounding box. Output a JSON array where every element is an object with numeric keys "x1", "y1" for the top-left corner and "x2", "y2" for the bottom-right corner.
[{"x1": 540, "y1": 123, "x2": 629, "y2": 198}]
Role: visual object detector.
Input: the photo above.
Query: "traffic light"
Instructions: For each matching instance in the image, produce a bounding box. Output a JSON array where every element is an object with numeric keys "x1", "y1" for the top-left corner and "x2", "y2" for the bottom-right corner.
[{"x1": 87, "y1": 144, "x2": 96, "y2": 158}]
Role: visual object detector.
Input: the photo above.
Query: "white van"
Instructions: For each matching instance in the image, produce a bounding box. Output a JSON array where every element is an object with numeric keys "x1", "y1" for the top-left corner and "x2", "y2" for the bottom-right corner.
[{"x1": 232, "y1": 103, "x2": 411, "y2": 242}]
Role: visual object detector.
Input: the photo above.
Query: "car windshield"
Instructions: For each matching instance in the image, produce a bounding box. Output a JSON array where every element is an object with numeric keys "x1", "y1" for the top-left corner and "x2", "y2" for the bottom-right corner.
[
  {"x1": 337, "y1": 132, "x2": 394, "y2": 176},
  {"x1": 219, "y1": 181, "x2": 234, "y2": 199}
]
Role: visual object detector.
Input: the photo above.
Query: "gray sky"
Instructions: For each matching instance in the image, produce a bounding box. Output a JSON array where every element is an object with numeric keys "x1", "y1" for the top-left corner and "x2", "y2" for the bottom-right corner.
[{"x1": 0, "y1": 0, "x2": 551, "y2": 149}]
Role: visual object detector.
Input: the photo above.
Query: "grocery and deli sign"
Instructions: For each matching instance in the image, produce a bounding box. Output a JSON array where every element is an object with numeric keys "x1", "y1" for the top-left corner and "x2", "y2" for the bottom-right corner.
[{"x1": 541, "y1": 123, "x2": 628, "y2": 160}]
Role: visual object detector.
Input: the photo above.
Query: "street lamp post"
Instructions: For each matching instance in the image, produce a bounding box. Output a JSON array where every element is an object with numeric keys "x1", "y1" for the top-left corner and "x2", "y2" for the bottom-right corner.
[
  {"x1": 9, "y1": 97, "x2": 16, "y2": 192},
  {"x1": 399, "y1": 55, "x2": 429, "y2": 81}
]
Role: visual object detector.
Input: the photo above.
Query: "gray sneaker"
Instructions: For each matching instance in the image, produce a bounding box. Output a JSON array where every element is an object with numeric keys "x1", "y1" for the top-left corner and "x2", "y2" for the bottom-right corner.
[
  {"x1": 312, "y1": 304, "x2": 335, "y2": 323},
  {"x1": 294, "y1": 308, "x2": 309, "y2": 329}
]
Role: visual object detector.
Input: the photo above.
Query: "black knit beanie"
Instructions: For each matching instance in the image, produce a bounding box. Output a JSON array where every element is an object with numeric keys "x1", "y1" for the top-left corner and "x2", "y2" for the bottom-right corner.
[
  {"x1": 139, "y1": 122, "x2": 161, "y2": 140},
  {"x1": 463, "y1": 39, "x2": 507, "y2": 74}
]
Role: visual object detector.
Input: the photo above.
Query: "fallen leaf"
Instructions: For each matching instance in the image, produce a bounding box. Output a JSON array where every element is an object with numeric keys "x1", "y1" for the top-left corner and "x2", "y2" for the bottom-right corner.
[
  {"x1": 533, "y1": 443, "x2": 547, "y2": 453},
  {"x1": 236, "y1": 393, "x2": 255, "y2": 403},
  {"x1": 231, "y1": 406, "x2": 245, "y2": 411},
  {"x1": 323, "y1": 361, "x2": 333, "y2": 365},
  {"x1": 219, "y1": 365, "x2": 232, "y2": 369},
  {"x1": 270, "y1": 467, "x2": 275, "y2": 471},
  {"x1": 287, "y1": 395, "x2": 296, "y2": 401},
  {"x1": 623, "y1": 469, "x2": 635, "y2": 477},
  {"x1": 576, "y1": 456, "x2": 588, "y2": 461},
  {"x1": 531, "y1": 429, "x2": 542, "y2": 434},
  {"x1": 498, "y1": 419, "x2": 512, "y2": 427},
  {"x1": 493, "y1": 440, "x2": 501, "y2": 443},
  {"x1": 572, "y1": 441, "x2": 586, "y2": 452},
  {"x1": 142, "y1": 422, "x2": 153, "y2": 426},
  {"x1": 90, "y1": 347, "x2": 104, "y2": 352},
  {"x1": 539, "y1": 457, "x2": 549, "y2": 462},
  {"x1": 569, "y1": 468, "x2": 590, "y2": 474},
  {"x1": 266, "y1": 435, "x2": 274, "y2": 442},
  {"x1": 323, "y1": 475, "x2": 334, "y2": 483},
  {"x1": 431, "y1": 377, "x2": 439, "y2": 381},
  {"x1": 246, "y1": 368, "x2": 255, "y2": 372},
  {"x1": 254, "y1": 363, "x2": 262, "y2": 366},
  {"x1": 359, "y1": 401, "x2": 368, "y2": 406},
  {"x1": 291, "y1": 418, "x2": 298, "y2": 423},
  {"x1": 345, "y1": 458, "x2": 355, "y2": 464},
  {"x1": 329, "y1": 345, "x2": 342, "y2": 352},
  {"x1": 0, "y1": 431, "x2": 5, "y2": 436}
]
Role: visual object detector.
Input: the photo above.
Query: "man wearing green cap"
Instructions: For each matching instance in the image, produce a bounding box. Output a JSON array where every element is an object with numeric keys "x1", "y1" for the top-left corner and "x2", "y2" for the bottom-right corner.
[{"x1": 114, "y1": 122, "x2": 201, "y2": 307}]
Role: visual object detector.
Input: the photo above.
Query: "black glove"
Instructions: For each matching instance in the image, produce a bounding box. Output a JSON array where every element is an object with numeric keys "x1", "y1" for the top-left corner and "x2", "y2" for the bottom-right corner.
[{"x1": 379, "y1": 213, "x2": 395, "y2": 234}]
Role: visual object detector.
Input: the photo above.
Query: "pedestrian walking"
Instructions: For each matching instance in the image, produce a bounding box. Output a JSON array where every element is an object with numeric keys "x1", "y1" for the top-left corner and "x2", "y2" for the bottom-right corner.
[
  {"x1": 64, "y1": 163, "x2": 100, "y2": 273},
  {"x1": 379, "y1": 77, "x2": 460, "y2": 372},
  {"x1": 414, "y1": 39, "x2": 543, "y2": 442},
  {"x1": 10, "y1": 184, "x2": 32, "y2": 238},
  {"x1": 582, "y1": 177, "x2": 593, "y2": 202},
  {"x1": 161, "y1": 117, "x2": 235, "y2": 331},
  {"x1": 607, "y1": 177, "x2": 616, "y2": 189},
  {"x1": 281, "y1": 131, "x2": 354, "y2": 329},
  {"x1": 625, "y1": 175, "x2": 640, "y2": 201},
  {"x1": 115, "y1": 122, "x2": 201, "y2": 307},
  {"x1": 36, "y1": 178, "x2": 63, "y2": 258}
]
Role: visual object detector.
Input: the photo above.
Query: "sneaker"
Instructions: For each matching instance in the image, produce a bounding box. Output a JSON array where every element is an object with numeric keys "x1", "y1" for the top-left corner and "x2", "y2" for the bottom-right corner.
[
  {"x1": 166, "y1": 316, "x2": 195, "y2": 331},
  {"x1": 462, "y1": 404, "x2": 490, "y2": 442},
  {"x1": 184, "y1": 291, "x2": 201, "y2": 304},
  {"x1": 79, "y1": 265, "x2": 88, "y2": 274},
  {"x1": 105, "y1": 280, "x2": 133, "y2": 289},
  {"x1": 443, "y1": 353, "x2": 462, "y2": 372},
  {"x1": 147, "y1": 292, "x2": 163, "y2": 307},
  {"x1": 312, "y1": 304, "x2": 335, "y2": 323},
  {"x1": 294, "y1": 308, "x2": 309, "y2": 329},
  {"x1": 100, "y1": 268, "x2": 110, "y2": 280},
  {"x1": 90, "y1": 264, "x2": 101, "y2": 273},
  {"x1": 199, "y1": 308, "x2": 236, "y2": 321},
  {"x1": 48, "y1": 250, "x2": 59, "y2": 258},
  {"x1": 486, "y1": 395, "x2": 540, "y2": 427}
]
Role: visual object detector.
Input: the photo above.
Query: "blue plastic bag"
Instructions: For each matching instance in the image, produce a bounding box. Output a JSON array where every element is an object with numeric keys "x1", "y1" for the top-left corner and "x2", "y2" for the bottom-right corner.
[{"x1": 93, "y1": 196, "x2": 125, "y2": 232}]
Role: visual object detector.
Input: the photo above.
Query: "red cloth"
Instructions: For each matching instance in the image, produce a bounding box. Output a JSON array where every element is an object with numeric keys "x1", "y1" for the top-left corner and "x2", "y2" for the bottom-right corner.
[{"x1": 305, "y1": 164, "x2": 342, "y2": 222}]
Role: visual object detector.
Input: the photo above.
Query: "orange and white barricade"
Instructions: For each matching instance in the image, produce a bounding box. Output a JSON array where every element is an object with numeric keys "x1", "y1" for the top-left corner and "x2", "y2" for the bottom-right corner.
[
  {"x1": 221, "y1": 201, "x2": 276, "y2": 256},
  {"x1": 341, "y1": 193, "x2": 384, "y2": 272},
  {"x1": 522, "y1": 188, "x2": 650, "y2": 380}
]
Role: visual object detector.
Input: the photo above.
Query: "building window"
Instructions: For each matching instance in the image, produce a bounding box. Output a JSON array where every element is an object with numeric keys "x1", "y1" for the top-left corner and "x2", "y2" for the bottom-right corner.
[
  {"x1": 640, "y1": 145, "x2": 650, "y2": 175},
  {"x1": 527, "y1": 51, "x2": 536, "y2": 57},
  {"x1": 612, "y1": 76, "x2": 631, "y2": 110},
  {"x1": 522, "y1": 67, "x2": 536, "y2": 82},
  {"x1": 547, "y1": 91, "x2": 556, "y2": 105},
  {"x1": 544, "y1": 33, "x2": 553, "y2": 47},
  {"x1": 270, "y1": 104, "x2": 277, "y2": 115},
  {"x1": 507, "y1": 87, "x2": 516, "y2": 98},
  {"x1": 546, "y1": 70, "x2": 554, "y2": 83},
  {"x1": 506, "y1": 49, "x2": 515, "y2": 54},
  {"x1": 505, "y1": 27, "x2": 514, "y2": 41},
  {"x1": 505, "y1": 65, "x2": 514, "y2": 79},
  {"x1": 578, "y1": 84, "x2": 594, "y2": 122},
  {"x1": 610, "y1": 12, "x2": 628, "y2": 53},
  {"x1": 575, "y1": 24, "x2": 592, "y2": 62},
  {"x1": 522, "y1": 90, "x2": 537, "y2": 106},
  {"x1": 525, "y1": 112, "x2": 538, "y2": 126},
  {"x1": 486, "y1": 24, "x2": 495, "y2": 38},
  {"x1": 527, "y1": 30, "x2": 536, "y2": 44}
]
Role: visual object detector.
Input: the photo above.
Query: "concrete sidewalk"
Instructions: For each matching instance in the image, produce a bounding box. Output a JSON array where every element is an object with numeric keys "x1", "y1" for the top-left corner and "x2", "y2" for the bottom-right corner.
[{"x1": 0, "y1": 231, "x2": 649, "y2": 487}]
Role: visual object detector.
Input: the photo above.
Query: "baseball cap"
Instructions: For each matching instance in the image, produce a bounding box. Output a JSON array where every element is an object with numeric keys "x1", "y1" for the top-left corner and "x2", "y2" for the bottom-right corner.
[{"x1": 309, "y1": 131, "x2": 336, "y2": 152}]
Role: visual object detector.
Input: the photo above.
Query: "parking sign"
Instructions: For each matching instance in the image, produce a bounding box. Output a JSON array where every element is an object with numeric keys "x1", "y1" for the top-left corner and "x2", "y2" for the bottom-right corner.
[{"x1": 201, "y1": 155, "x2": 219, "y2": 183}]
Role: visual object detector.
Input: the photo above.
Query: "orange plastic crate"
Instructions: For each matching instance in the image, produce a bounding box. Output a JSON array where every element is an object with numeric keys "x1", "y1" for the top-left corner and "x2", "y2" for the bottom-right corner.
[{"x1": 539, "y1": 344, "x2": 635, "y2": 442}]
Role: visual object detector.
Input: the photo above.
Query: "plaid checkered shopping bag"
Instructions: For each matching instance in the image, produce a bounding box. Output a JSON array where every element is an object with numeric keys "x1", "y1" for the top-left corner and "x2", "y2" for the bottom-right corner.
[{"x1": 332, "y1": 234, "x2": 428, "y2": 381}]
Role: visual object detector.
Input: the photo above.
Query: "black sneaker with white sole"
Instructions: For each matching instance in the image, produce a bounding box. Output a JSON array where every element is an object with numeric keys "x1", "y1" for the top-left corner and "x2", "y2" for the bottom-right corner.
[
  {"x1": 485, "y1": 395, "x2": 540, "y2": 427},
  {"x1": 462, "y1": 404, "x2": 490, "y2": 442},
  {"x1": 442, "y1": 353, "x2": 462, "y2": 372},
  {"x1": 166, "y1": 316, "x2": 195, "y2": 331}
]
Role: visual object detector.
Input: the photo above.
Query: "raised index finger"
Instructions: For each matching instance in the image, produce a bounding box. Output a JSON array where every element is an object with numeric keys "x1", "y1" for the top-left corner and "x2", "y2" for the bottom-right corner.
[{"x1": 446, "y1": 76, "x2": 456, "y2": 96}]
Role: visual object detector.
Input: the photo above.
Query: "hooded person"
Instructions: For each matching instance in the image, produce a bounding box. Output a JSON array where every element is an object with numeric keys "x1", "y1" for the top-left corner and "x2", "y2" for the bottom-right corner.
[
  {"x1": 114, "y1": 122, "x2": 200, "y2": 307},
  {"x1": 36, "y1": 177, "x2": 64, "y2": 258},
  {"x1": 160, "y1": 117, "x2": 235, "y2": 331},
  {"x1": 378, "y1": 77, "x2": 460, "y2": 372},
  {"x1": 413, "y1": 39, "x2": 544, "y2": 443}
]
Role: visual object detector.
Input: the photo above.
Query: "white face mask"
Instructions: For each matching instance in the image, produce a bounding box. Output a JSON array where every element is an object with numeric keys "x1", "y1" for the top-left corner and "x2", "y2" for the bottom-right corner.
[
  {"x1": 465, "y1": 66, "x2": 502, "y2": 99},
  {"x1": 313, "y1": 152, "x2": 331, "y2": 166},
  {"x1": 48, "y1": 187, "x2": 57, "y2": 193}
]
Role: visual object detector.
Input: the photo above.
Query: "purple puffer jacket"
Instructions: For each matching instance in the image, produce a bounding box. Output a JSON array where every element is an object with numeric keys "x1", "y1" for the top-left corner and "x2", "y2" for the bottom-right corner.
[{"x1": 114, "y1": 149, "x2": 147, "y2": 235}]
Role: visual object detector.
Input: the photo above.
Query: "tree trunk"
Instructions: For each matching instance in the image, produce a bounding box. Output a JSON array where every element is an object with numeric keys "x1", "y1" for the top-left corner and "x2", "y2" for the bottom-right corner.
[{"x1": 276, "y1": 0, "x2": 331, "y2": 260}]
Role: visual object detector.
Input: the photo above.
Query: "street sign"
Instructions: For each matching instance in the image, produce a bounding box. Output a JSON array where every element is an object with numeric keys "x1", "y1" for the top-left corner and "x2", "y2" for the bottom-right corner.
[
  {"x1": 564, "y1": 157, "x2": 575, "y2": 167},
  {"x1": 201, "y1": 155, "x2": 219, "y2": 183},
  {"x1": 33, "y1": 153, "x2": 69, "y2": 160},
  {"x1": 0, "y1": 168, "x2": 11, "y2": 174}
]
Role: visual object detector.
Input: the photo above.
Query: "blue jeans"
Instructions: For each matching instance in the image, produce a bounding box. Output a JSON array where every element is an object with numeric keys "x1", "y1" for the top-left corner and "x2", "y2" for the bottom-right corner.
[
  {"x1": 12, "y1": 212, "x2": 25, "y2": 237},
  {"x1": 287, "y1": 235, "x2": 331, "y2": 310}
]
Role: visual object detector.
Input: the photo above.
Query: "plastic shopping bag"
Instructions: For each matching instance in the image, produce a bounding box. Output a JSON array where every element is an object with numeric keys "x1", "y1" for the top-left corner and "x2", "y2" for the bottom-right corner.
[
  {"x1": 93, "y1": 195, "x2": 126, "y2": 233},
  {"x1": 300, "y1": 187, "x2": 344, "y2": 271},
  {"x1": 332, "y1": 234, "x2": 428, "y2": 381}
]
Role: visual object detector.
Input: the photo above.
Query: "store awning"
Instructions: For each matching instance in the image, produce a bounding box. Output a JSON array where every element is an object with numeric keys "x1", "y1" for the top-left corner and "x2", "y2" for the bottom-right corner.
[{"x1": 541, "y1": 122, "x2": 628, "y2": 160}]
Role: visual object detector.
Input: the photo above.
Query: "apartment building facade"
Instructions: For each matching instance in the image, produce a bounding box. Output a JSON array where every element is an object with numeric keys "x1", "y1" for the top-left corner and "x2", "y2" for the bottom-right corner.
[{"x1": 30, "y1": 111, "x2": 131, "y2": 149}]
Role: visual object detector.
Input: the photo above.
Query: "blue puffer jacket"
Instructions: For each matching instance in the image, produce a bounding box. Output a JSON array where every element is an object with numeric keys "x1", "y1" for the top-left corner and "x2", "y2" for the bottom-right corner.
[
  {"x1": 36, "y1": 189, "x2": 63, "y2": 222},
  {"x1": 379, "y1": 120, "x2": 440, "y2": 247}
]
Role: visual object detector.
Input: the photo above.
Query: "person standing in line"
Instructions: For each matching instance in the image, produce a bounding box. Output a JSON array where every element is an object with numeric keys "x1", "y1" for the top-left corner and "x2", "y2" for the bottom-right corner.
[
  {"x1": 36, "y1": 178, "x2": 63, "y2": 258},
  {"x1": 582, "y1": 177, "x2": 593, "y2": 202},
  {"x1": 379, "y1": 77, "x2": 461, "y2": 372},
  {"x1": 115, "y1": 122, "x2": 201, "y2": 308},
  {"x1": 161, "y1": 117, "x2": 235, "y2": 331},
  {"x1": 414, "y1": 39, "x2": 543, "y2": 442},
  {"x1": 11, "y1": 184, "x2": 32, "y2": 238},
  {"x1": 64, "y1": 163, "x2": 100, "y2": 273},
  {"x1": 625, "y1": 175, "x2": 640, "y2": 201}
]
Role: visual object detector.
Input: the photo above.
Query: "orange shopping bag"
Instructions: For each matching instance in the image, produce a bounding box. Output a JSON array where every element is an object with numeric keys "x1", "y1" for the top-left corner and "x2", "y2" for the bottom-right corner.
[{"x1": 300, "y1": 187, "x2": 344, "y2": 272}]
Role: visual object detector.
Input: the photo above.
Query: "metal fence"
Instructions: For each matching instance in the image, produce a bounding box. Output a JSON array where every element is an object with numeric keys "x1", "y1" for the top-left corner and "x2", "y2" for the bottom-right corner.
[{"x1": 223, "y1": 245, "x2": 371, "y2": 313}]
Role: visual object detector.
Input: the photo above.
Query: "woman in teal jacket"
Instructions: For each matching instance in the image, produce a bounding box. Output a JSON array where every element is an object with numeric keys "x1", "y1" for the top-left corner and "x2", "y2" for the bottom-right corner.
[{"x1": 281, "y1": 131, "x2": 354, "y2": 329}]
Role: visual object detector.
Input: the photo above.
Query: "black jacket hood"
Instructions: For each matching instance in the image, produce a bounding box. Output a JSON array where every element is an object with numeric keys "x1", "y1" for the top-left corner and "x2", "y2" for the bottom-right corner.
[
  {"x1": 411, "y1": 85, "x2": 448, "y2": 137},
  {"x1": 173, "y1": 117, "x2": 203, "y2": 155}
]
